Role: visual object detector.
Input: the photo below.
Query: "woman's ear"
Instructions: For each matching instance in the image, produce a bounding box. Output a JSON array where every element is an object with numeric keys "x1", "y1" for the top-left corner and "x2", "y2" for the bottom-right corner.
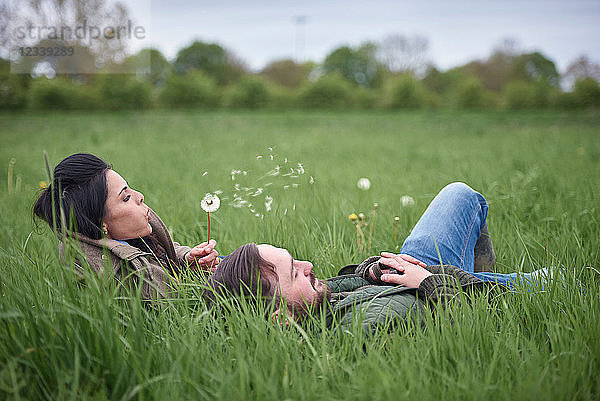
[
  {"x1": 270, "y1": 308, "x2": 294, "y2": 327},
  {"x1": 102, "y1": 223, "x2": 109, "y2": 237}
]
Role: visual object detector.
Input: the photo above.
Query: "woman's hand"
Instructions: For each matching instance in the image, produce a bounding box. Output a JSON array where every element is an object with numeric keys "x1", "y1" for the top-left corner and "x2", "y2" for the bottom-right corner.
[
  {"x1": 187, "y1": 239, "x2": 219, "y2": 272},
  {"x1": 378, "y1": 252, "x2": 432, "y2": 288}
]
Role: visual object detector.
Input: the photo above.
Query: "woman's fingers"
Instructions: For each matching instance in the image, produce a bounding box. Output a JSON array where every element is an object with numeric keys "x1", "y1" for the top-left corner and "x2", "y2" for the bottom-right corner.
[
  {"x1": 381, "y1": 251, "x2": 426, "y2": 267},
  {"x1": 378, "y1": 257, "x2": 405, "y2": 273},
  {"x1": 398, "y1": 254, "x2": 427, "y2": 267}
]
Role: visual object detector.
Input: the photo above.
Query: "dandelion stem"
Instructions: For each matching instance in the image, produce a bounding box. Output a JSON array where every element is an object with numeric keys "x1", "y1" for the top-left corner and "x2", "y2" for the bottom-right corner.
[
  {"x1": 207, "y1": 212, "x2": 211, "y2": 242},
  {"x1": 7, "y1": 158, "x2": 15, "y2": 196},
  {"x1": 368, "y1": 203, "x2": 379, "y2": 251}
]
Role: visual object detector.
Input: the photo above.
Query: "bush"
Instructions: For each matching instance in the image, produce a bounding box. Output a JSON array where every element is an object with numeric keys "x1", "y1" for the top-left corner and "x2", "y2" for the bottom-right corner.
[
  {"x1": 388, "y1": 75, "x2": 429, "y2": 109},
  {"x1": 352, "y1": 88, "x2": 381, "y2": 109},
  {"x1": 504, "y1": 80, "x2": 553, "y2": 109},
  {"x1": 300, "y1": 74, "x2": 352, "y2": 109},
  {"x1": 29, "y1": 78, "x2": 99, "y2": 110},
  {"x1": 503, "y1": 81, "x2": 541, "y2": 109},
  {"x1": 226, "y1": 76, "x2": 270, "y2": 109},
  {"x1": 159, "y1": 72, "x2": 220, "y2": 108},
  {"x1": 451, "y1": 76, "x2": 496, "y2": 109},
  {"x1": 96, "y1": 75, "x2": 153, "y2": 110},
  {"x1": 0, "y1": 76, "x2": 28, "y2": 110},
  {"x1": 573, "y1": 78, "x2": 600, "y2": 108}
]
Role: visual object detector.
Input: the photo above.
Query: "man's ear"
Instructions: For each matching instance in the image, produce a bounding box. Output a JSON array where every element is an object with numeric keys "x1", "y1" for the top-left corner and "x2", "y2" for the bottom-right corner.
[{"x1": 270, "y1": 308, "x2": 294, "y2": 327}]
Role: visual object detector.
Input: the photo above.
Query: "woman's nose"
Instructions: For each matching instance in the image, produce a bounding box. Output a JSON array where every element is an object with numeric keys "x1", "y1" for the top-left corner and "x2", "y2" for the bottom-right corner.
[{"x1": 137, "y1": 191, "x2": 144, "y2": 204}]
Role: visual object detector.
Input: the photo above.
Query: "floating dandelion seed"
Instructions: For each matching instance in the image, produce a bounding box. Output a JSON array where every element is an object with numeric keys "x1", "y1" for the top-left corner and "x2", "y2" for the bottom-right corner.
[
  {"x1": 270, "y1": 154, "x2": 274, "y2": 160},
  {"x1": 401, "y1": 195, "x2": 415, "y2": 207},
  {"x1": 256, "y1": 155, "x2": 263, "y2": 159},
  {"x1": 357, "y1": 178, "x2": 371, "y2": 190},
  {"x1": 265, "y1": 196, "x2": 273, "y2": 212},
  {"x1": 269, "y1": 147, "x2": 273, "y2": 151},
  {"x1": 202, "y1": 171, "x2": 208, "y2": 177},
  {"x1": 309, "y1": 176, "x2": 314, "y2": 184}
]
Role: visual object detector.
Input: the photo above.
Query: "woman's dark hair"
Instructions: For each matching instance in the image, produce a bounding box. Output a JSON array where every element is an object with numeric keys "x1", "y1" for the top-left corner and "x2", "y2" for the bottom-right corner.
[
  {"x1": 33, "y1": 153, "x2": 111, "y2": 240},
  {"x1": 203, "y1": 243, "x2": 278, "y2": 307}
]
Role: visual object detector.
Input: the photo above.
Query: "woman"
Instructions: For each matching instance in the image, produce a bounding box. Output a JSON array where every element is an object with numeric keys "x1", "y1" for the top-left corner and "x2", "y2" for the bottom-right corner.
[{"x1": 34, "y1": 153, "x2": 219, "y2": 300}]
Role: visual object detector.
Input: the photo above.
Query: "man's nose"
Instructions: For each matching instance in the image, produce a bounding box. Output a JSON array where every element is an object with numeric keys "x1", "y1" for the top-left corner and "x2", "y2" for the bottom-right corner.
[{"x1": 302, "y1": 261, "x2": 313, "y2": 275}]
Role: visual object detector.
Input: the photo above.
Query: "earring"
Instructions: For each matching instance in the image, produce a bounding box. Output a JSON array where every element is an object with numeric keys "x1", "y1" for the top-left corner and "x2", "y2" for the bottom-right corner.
[{"x1": 103, "y1": 227, "x2": 108, "y2": 235}]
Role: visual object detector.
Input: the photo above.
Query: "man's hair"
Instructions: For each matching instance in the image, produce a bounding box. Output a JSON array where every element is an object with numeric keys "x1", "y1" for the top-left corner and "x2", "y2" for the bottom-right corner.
[{"x1": 203, "y1": 243, "x2": 278, "y2": 307}]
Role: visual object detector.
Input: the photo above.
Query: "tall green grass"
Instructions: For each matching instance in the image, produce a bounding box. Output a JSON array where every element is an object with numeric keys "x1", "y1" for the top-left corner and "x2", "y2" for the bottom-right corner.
[{"x1": 0, "y1": 110, "x2": 598, "y2": 400}]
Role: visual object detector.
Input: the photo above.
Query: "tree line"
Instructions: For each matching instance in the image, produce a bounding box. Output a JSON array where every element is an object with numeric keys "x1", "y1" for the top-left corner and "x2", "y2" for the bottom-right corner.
[{"x1": 1, "y1": 38, "x2": 599, "y2": 111}]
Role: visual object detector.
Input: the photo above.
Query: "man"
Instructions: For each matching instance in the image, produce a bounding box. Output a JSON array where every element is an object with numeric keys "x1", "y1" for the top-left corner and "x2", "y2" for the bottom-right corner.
[{"x1": 205, "y1": 183, "x2": 543, "y2": 331}]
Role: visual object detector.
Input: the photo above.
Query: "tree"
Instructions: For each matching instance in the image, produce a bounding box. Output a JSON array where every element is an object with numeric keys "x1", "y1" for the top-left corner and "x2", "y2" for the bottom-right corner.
[
  {"x1": 377, "y1": 33, "x2": 429, "y2": 76},
  {"x1": 2, "y1": 0, "x2": 135, "y2": 75},
  {"x1": 261, "y1": 59, "x2": 311, "y2": 88},
  {"x1": 322, "y1": 43, "x2": 383, "y2": 88},
  {"x1": 511, "y1": 52, "x2": 560, "y2": 87},
  {"x1": 173, "y1": 41, "x2": 247, "y2": 85},
  {"x1": 563, "y1": 55, "x2": 600, "y2": 89},
  {"x1": 124, "y1": 48, "x2": 171, "y2": 86}
]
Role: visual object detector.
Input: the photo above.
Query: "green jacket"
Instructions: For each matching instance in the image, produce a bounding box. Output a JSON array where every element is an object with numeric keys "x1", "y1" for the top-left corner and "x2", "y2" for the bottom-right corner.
[{"x1": 325, "y1": 259, "x2": 488, "y2": 333}]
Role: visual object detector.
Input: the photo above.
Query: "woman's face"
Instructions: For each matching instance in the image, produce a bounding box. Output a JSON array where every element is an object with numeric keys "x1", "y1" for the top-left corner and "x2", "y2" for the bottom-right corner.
[{"x1": 102, "y1": 169, "x2": 152, "y2": 240}]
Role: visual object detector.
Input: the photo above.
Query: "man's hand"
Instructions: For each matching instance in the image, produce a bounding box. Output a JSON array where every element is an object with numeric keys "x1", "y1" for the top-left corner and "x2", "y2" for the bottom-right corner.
[
  {"x1": 378, "y1": 252, "x2": 432, "y2": 288},
  {"x1": 187, "y1": 239, "x2": 219, "y2": 272}
]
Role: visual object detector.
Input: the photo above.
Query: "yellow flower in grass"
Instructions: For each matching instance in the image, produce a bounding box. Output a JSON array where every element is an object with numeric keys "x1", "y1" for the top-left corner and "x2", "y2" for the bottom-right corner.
[
  {"x1": 348, "y1": 213, "x2": 358, "y2": 221},
  {"x1": 39, "y1": 181, "x2": 48, "y2": 189}
]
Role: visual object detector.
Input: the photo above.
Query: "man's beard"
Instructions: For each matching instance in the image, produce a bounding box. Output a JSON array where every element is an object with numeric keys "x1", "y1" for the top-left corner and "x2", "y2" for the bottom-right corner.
[{"x1": 290, "y1": 274, "x2": 331, "y2": 319}]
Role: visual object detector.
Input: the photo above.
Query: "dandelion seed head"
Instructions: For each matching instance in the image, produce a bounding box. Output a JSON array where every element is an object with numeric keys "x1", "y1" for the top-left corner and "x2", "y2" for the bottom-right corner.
[
  {"x1": 201, "y1": 193, "x2": 221, "y2": 213},
  {"x1": 401, "y1": 195, "x2": 415, "y2": 207},
  {"x1": 357, "y1": 178, "x2": 371, "y2": 191}
]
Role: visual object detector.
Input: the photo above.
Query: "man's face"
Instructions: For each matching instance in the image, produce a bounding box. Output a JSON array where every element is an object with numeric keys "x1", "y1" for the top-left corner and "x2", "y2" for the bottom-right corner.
[{"x1": 257, "y1": 244, "x2": 330, "y2": 312}]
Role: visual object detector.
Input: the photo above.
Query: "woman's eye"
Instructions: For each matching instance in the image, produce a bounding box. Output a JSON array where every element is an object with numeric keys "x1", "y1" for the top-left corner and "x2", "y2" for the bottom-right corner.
[{"x1": 123, "y1": 195, "x2": 131, "y2": 202}]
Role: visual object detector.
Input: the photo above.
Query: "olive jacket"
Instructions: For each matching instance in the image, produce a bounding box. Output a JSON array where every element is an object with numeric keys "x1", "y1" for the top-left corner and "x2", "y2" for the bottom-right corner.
[
  {"x1": 325, "y1": 257, "x2": 491, "y2": 333},
  {"x1": 59, "y1": 209, "x2": 192, "y2": 300}
]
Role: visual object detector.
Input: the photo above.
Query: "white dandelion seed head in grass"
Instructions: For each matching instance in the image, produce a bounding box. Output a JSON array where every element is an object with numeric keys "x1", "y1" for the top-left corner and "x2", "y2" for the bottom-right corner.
[
  {"x1": 201, "y1": 193, "x2": 221, "y2": 213},
  {"x1": 357, "y1": 177, "x2": 371, "y2": 191},
  {"x1": 401, "y1": 195, "x2": 415, "y2": 207}
]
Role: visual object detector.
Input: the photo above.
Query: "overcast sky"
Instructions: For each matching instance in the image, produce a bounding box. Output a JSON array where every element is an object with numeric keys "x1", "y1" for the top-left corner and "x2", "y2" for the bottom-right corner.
[{"x1": 128, "y1": 0, "x2": 600, "y2": 72}]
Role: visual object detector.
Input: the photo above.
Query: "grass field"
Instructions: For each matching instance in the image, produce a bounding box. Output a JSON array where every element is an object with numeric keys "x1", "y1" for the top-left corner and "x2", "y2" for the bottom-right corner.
[{"x1": 0, "y1": 110, "x2": 599, "y2": 400}]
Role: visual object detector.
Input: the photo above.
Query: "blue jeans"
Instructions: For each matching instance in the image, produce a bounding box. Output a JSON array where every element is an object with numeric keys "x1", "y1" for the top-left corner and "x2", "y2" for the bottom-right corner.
[{"x1": 399, "y1": 182, "x2": 545, "y2": 289}]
